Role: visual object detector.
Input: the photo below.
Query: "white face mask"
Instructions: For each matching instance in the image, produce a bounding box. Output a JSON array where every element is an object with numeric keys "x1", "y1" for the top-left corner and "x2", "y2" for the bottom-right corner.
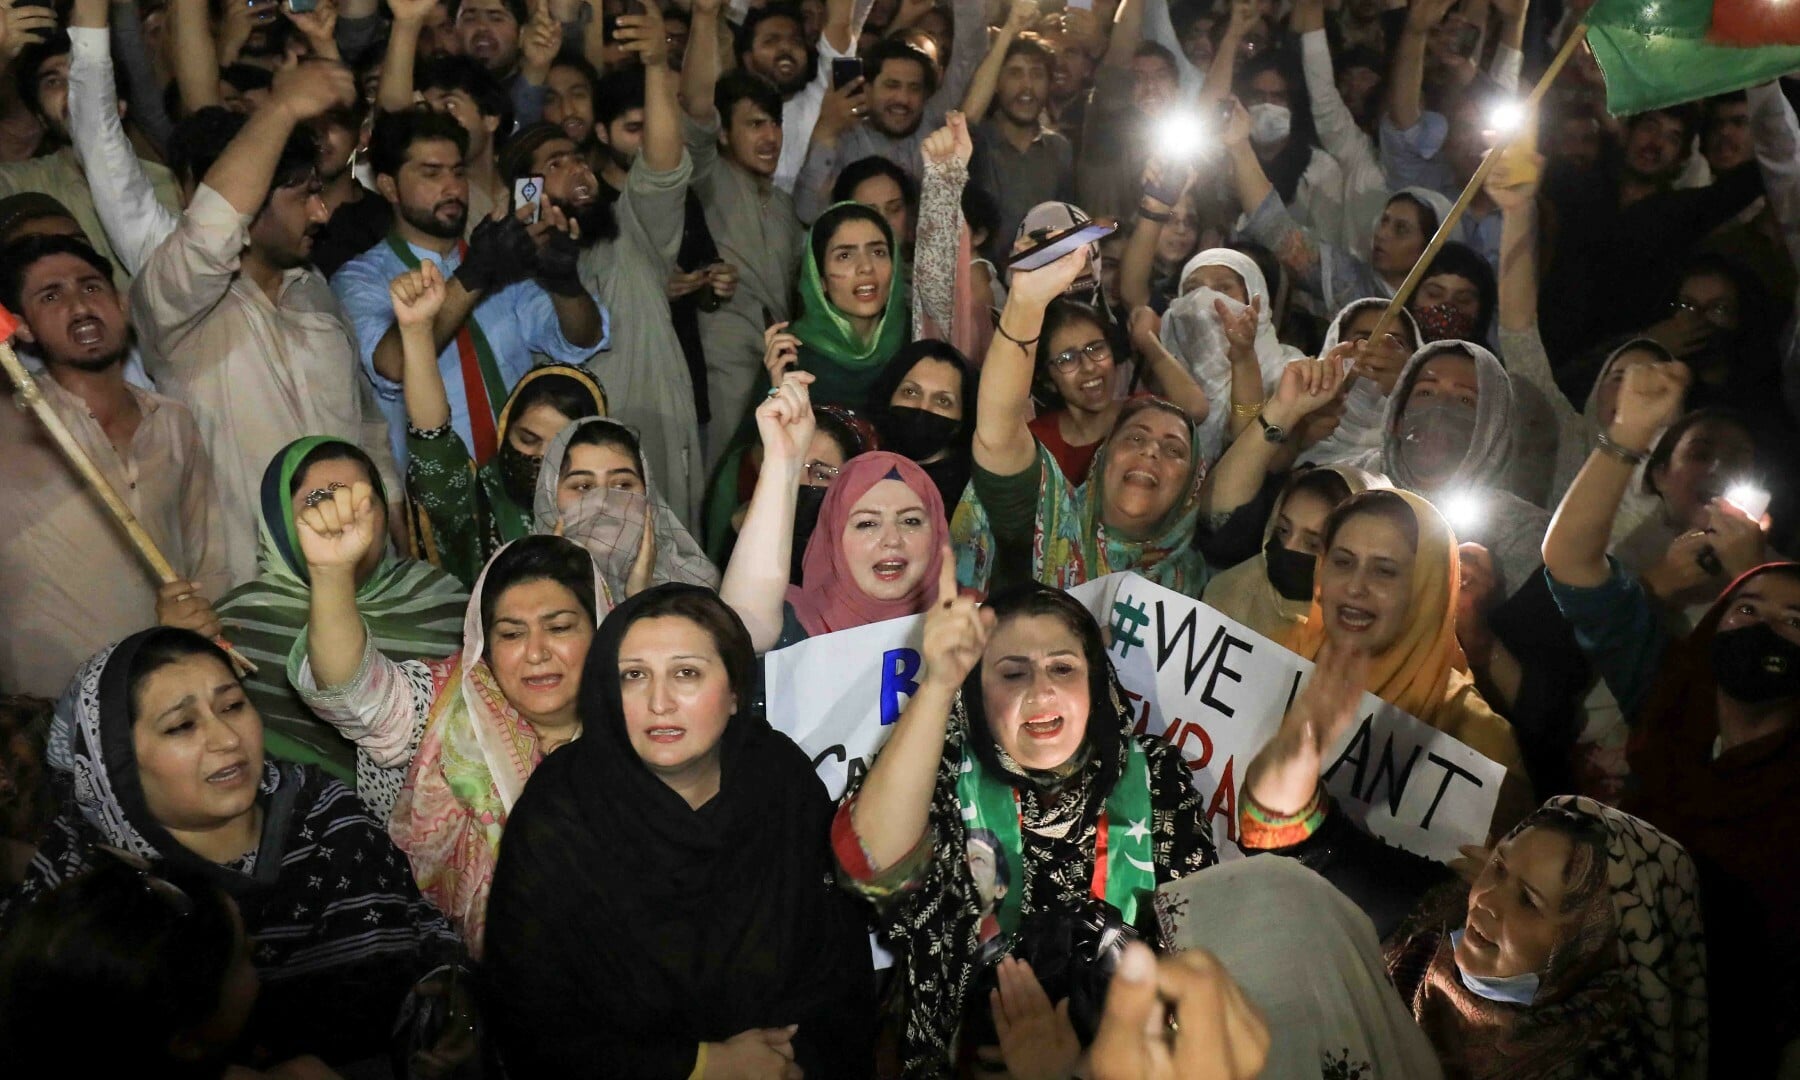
[
  {"x1": 1448, "y1": 930, "x2": 1541, "y2": 1006},
  {"x1": 1248, "y1": 102, "x2": 1292, "y2": 146}
]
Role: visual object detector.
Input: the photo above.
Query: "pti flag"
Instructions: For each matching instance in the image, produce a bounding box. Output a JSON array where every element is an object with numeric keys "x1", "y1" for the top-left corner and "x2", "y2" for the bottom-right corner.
[{"x1": 1586, "y1": 0, "x2": 1800, "y2": 113}]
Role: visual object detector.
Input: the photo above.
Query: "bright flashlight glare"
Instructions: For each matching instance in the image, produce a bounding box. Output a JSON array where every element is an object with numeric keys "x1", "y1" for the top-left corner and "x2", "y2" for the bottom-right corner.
[
  {"x1": 1154, "y1": 109, "x2": 1209, "y2": 161},
  {"x1": 1439, "y1": 491, "x2": 1487, "y2": 535},
  {"x1": 1487, "y1": 100, "x2": 1527, "y2": 134},
  {"x1": 1724, "y1": 483, "x2": 1772, "y2": 522}
]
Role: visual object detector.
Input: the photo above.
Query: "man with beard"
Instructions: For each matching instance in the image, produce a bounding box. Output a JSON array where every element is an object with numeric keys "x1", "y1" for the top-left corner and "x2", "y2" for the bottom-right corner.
[
  {"x1": 380, "y1": 1, "x2": 520, "y2": 229},
  {"x1": 684, "y1": 0, "x2": 805, "y2": 468},
  {"x1": 793, "y1": 0, "x2": 985, "y2": 225},
  {"x1": 733, "y1": 0, "x2": 863, "y2": 192},
  {"x1": 1538, "y1": 101, "x2": 1765, "y2": 356},
  {"x1": 964, "y1": 34, "x2": 1074, "y2": 261},
  {"x1": 0, "y1": 32, "x2": 183, "y2": 292},
  {"x1": 132, "y1": 60, "x2": 402, "y2": 583},
  {"x1": 0, "y1": 235, "x2": 229, "y2": 697},
  {"x1": 447, "y1": 0, "x2": 560, "y2": 129},
  {"x1": 332, "y1": 108, "x2": 606, "y2": 474},
  {"x1": 311, "y1": 99, "x2": 393, "y2": 277},
  {"x1": 500, "y1": 11, "x2": 706, "y2": 525}
]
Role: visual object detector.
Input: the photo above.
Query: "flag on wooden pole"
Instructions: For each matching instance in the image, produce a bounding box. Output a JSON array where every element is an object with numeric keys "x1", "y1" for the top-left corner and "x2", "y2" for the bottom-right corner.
[{"x1": 1587, "y1": 0, "x2": 1800, "y2": 114}]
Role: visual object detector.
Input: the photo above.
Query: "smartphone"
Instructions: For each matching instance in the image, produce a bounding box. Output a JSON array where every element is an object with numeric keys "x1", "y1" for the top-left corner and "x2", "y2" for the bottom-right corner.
[
  {"x1": 1007, "y1": 223, "x2": 1117, "y2": 271},
  {"x1": 513, "y1": 176, "x2": 545, "y2": 225},
  {"x1": 832, "y1": 57, "x2": 864, "y2": 90},
  {"x1": 287, "y1": 0, "x2": 318, "y2": 12},
  {"x1": 1066, "y1": 0, "x2": 1093, "y2": 9}
]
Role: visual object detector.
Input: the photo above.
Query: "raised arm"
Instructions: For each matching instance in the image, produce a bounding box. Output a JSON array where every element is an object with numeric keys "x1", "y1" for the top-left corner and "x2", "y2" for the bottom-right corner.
[
  {"x1": 680, "y1": 0, "x2": 726, "y2": 121},
  {"x1": 1492, "y1": 145, "x2": 1541, "y2": 333},
  {"x1": 1101, "y1": 0, "x2": 1143, "y2": 68},
  {"x1": 1221, "y1": 100, "x2": 1274, "y2": 223},
  {"x1": 1200, "y1": 0, "x2": 1257, "y2": 106},
  {"x1": 1129, "y1": 307, "x2": 1210, "y2": 422},
  {"x1": 298, "y1": 482, "x2": 384, "y2": 691},
  {"x1": 378, "y1": 0, "x2": 439, "y2": 115},
  {"x1": 617, "y1": 10, "x2": 680, "y2": 171},
  {"x1": 720, "y1": 371, "x2": 818, "y2": 653},
  {"x1": 204, "y1": 60, "x2": 355, "y2": 215},
  {"x1": 1385, "y1": 0, "x2": 1455, "y2": 133},
  {"x1": 848, "y1": 556, "x2": 994, "y2": 869},
  {"x1": 962, "y1": 2, "x2": 1034, "y2": 118},
  {"x1": 973, "y1": 245, "x2": 1091, "y2": 476},
  {"x1": 913, "y1": 113, "x2": 975, "y2": 338},
  {"x1": 1200, "y1": 349, "x2": 1347, "y2": 514},
  {"x1": 1118, "y1": 162, "x2": 1185, "y2": 312},
  {"x1": 170, "y1": 0, "x2": 224, "y2": 113},
  {"x1": 1542, "y1": 361, "x2": 1689, "y2": 588},
  {"x1": 393, "y1": 262, "x2": 453, "y2": 433}
]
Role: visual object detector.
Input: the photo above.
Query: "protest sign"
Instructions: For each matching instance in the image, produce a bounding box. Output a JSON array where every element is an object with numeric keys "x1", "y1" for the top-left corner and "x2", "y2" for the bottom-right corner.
[{"x1": 763, "y1": 573, "x2": 1505, "y2": 865}]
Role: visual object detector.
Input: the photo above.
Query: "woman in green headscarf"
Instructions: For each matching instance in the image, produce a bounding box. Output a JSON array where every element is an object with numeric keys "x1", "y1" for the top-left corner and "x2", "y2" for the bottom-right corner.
[
  {"x1": 767, "y1": 201, "x2": 911, "y2": 408},
  {"x1": 211, "y1": 437, "x2": 468, "y2": 789},
  {"x1": 405, "y1": 363, "x2": 608, "y2": 590}
]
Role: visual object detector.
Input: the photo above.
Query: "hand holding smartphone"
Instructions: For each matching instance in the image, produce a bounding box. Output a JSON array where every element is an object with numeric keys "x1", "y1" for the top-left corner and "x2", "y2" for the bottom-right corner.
[
  {"x1": 1007, "y1": 223, "x2": 1116, "y2": 271},
  {"x1": 832, "y1": 57, "x2": 865, "y2": 89},
  {"x1": 514, "y1": 176, "x2": 545, "y2": 225}
]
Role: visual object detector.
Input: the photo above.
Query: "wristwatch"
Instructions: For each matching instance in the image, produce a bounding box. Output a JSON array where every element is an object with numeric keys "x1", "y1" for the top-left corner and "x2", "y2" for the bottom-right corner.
[{"x1": 1256, "y1": 412, "x2": 1287, "y2": 444}]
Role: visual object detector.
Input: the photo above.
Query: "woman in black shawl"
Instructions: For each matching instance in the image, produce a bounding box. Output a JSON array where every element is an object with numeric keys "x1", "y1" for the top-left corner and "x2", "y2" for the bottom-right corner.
[
  {"x1": 833, "y1": 578, "x2": 1217, "y2": 1076},
  {"x1": 482, "y1": 584, "x2": 875, "y2": 1077},
  {"x1": 863, "y1": 338, "x2": 979, "y2": 519},
  {"x1": 0, "y1": 628, "x2": 465, "y2": 1068}
]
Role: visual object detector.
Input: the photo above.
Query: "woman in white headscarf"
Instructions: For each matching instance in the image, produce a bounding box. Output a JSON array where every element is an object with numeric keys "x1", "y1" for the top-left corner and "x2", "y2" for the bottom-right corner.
[
  {"x1": 1299, "y1": 297, "x2": 1423, "y2": 467},
  {"x1": 1160, "y1": 247, "x2": 1305, "y2": 462},
  {"x1": 1343, "y1": 339, "x2": 1550, "y2": 600},
  {"x1": 1156, "y1": 857, "x2": 1448, "y2": 1080}
]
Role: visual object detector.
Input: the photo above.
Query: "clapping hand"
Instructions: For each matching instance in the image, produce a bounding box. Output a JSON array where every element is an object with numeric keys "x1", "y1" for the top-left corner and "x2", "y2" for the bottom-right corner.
[
  {"x1": 986, "y1": 957, "x2": 1081, "y2": 1080},
  {"x1": 1215, "y1": 294, "x2": 1261, "y2": 356},
  {"x1": 1263, "y1": 343, "x2": 1349, "y2": 430},
  {"x1": 1241, "y1": 638, "x2": 1369, "y2": 817}
]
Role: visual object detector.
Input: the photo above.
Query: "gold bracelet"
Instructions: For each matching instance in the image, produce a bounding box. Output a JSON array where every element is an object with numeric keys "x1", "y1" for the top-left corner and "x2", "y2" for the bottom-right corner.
[{"x1": 1230, "y1": 400, "x2": 1264, "y2": 419}]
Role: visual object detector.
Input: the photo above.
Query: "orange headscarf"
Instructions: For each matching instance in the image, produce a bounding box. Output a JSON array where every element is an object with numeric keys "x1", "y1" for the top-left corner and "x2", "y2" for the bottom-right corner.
[{"x1": 1281, "y1": 489, "x2": 1469, "y2": 725}]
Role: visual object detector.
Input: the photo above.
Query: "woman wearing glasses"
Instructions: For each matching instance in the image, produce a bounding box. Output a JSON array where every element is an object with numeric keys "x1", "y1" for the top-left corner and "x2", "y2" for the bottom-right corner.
[
  {"x1": 952, "y1": 248, "x2": 1218, "y2": 596},
  {"x1": 1026, "y1": 299, "x2": 1209, "y2": 483},
  {"x1": 724, "y1": 373, "x2": 958, "y2": 651},
  {"x1": 0, "y1": 628, "x2": 464, "y2": 1069}
]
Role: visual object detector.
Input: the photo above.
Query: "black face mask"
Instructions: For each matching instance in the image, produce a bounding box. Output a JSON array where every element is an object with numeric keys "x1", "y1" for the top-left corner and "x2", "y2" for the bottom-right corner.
[
  {"x1": 791, "y1": 483, "x2": 830, "y2": 584},
  {"x1": 1263, "y1": 537, "x2": 1318, "y2": 602},
  {"x1": 875, "y1": 405, "x2": 962, "y2": 462},
  {"x1": 496, "y1": 442, "x2": 543, "y2": 509},
  {"x1": 1710, "y1": 621, "x2": 1800, "y2": 704}
]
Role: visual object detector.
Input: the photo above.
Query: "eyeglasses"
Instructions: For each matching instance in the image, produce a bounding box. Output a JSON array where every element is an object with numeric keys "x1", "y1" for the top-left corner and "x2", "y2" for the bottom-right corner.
[
  {"x1": 1049, "y1": 340, "x2": 1111, "y2": 374},
  {"x1": 96, "y1": 845, "x2": 194, "y2": 917},
  {"x1": 803, "y1": 460, "x2": 841, "y2": 485},
  {"x1": 1671, "y1": 298, "x2": 1737, "y2": 326}
]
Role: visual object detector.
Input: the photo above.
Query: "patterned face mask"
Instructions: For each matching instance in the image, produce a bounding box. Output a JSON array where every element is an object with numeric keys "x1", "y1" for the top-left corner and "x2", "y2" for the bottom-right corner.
[
  {"x1": 1414, "y1": 301, "x2": 1478, "y2": 343},
  {"x1": 495, "y1": 443, "x2": 544, "y2": 509}
]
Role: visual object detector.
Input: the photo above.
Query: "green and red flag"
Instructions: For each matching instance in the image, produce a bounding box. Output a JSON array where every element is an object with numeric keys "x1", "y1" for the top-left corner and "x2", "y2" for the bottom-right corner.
[{"x1": 1585, "y1": 0, "x2": 1800, "y2": 114}]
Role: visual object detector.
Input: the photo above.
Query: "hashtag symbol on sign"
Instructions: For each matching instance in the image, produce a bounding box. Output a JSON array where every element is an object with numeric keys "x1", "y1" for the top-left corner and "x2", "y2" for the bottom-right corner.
[{"x1": 1110, "y1": 598, "x2": 1148, "y2": 658}]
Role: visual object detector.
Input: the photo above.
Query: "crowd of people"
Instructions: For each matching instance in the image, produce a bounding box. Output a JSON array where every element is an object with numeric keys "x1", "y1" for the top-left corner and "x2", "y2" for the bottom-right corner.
[{"x1": 0, "y1": 0, "x2": 1795, "y2": 1072}]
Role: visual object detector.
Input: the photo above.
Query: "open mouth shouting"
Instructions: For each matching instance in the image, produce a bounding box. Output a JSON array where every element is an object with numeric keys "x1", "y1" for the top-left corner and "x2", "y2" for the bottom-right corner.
[
  {"x1": 645, "y1": 725, "x2": 687, "y2": 744},
  {"x1": 519, "y1": 672, "x2": 565, "y2": 694},
  {"x1": 1332, "y1": 603, "x2": 1377, "y2": 634},
  {"x1": 68, "y1": 315, "x2": 107, "y2": 348},
  {"x1": 852, "y1": 282, "x2": 881, "y2": 304},
  {"x1": 1121, "y1": 467, "x2": 1160, "y2": 490},
  {"x1": 871, "y1": 557, "x2": 909, "y2": 582},
  {"x1": 1020, "y1": 711, "x2": 1065, "y2": 741}
]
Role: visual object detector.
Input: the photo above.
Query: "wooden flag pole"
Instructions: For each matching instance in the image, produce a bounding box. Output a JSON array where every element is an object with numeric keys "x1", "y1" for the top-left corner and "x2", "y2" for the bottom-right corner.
[
  {"x1": 1368, "y1": 23, "x2": 1590, "y2": 342},
  {"x1": 0, "y1": 313, "x2": 258, "y2": 675}
]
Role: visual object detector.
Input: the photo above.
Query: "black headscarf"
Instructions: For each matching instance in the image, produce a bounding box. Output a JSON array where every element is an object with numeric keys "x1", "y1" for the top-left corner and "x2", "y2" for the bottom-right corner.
[
  {"x1": 481, "y1": 584, "x2": 875, "y2": 1077},
  {"x1": 863, "y1": 339, "x2": 979, "y2": 516}
]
